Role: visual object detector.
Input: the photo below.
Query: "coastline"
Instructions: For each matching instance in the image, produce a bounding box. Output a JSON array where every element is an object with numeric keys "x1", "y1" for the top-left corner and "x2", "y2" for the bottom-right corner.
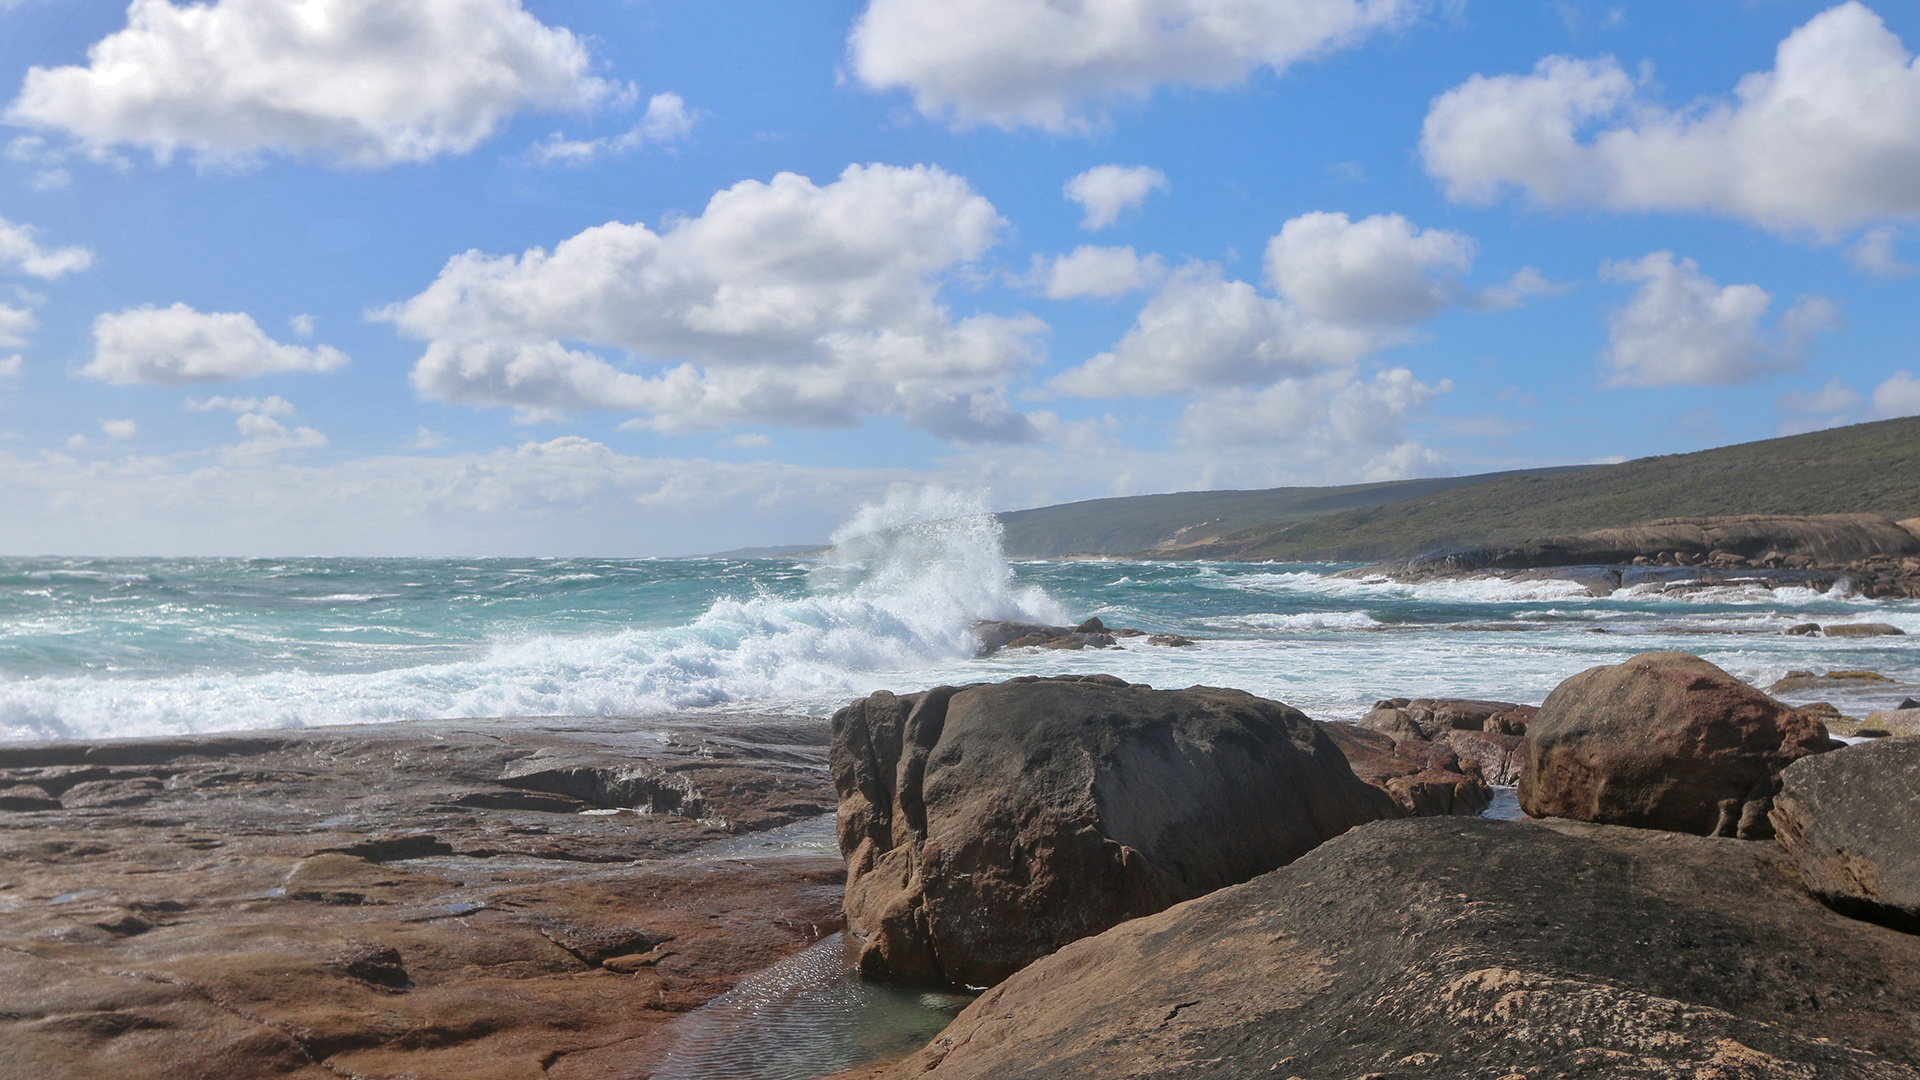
[{"x1": 0, "y1": 712, "x2": 847, "y2": 1080}]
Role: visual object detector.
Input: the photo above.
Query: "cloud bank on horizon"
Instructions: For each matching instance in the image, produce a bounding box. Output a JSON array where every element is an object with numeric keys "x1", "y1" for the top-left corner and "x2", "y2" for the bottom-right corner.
[{"x1": 0, "y1": 0, "x2": 1916, "y2": 554}]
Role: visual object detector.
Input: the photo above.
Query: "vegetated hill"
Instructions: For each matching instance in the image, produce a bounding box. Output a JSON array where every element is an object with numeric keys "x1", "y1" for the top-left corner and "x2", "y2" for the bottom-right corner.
[
  {"x1": 1175, "y1": 416, "x2": 1920, "y2": 563},
  {"x1": 995, "y1": 468, "x2": 1594, "y2": 558}
]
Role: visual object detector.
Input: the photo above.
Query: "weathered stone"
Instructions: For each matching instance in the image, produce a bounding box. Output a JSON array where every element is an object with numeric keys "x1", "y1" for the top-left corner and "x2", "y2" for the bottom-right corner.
[
  {"x1": 1145, "y1": 634, "x2": 1194, "y2": 647},
  {"x1": 1521, "y1": 652, "x2": 1834, "y2": 838},
  {"x1": 1313, "y1": 722, "x2": 1491, "y2": 816},
  {"x1": 1859, "y1": 709, "x2": 1920, "y2": 737},
  {"x1": 884, "y1": 818, "x2": 1920, "y2": 1079},
  {"x1": 0, "y1": 716, "x2": 845, "y2": 1080},
  {"x1": 1825, "y1": 623, "x2": 1908, "y2": 637},
  {"x1": 1772, "y1": 738, "x2": 1920, "y2": 934},
  {"x1": 1785, "y1": 622, "x2": 1822, "y2": 635},
  {"x1": 1446, "y1": 728, "x2": 1525, "y2": 786},
  {"x1": 0, "y1": 783, "x2": 60, "y2": 811},
  {"x1": 832, "y1": 677, "x2": 1398, "y2": 987},
  {"x1": 1771, "y1": 669, "x2": 1895, "y2": 694}
]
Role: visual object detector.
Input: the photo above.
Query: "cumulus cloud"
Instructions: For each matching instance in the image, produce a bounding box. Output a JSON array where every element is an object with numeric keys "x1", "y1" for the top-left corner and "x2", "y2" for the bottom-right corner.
[
  {"x1": 1264, "y1": 211, "x2": 1472, "y2": 325},
  {"x1": 0, "y1": 216, "x2": 92, "y2": 278},
  {"x1": 1875, "y1": 371, "x2": 1920, "y2": 417},
  {"x1": 0, "y1": 300, "x2": 34, "y2": 347},
  {"x1": 383, "y1": 163, "x2": 1047, "y2": 443},
  {"x1": 187, "y1": 394, "x2": 295, "y2": 415},
  {"x1": 1065, "y1": 165, "x2": 1167, "y2": 230},
  {"x1": 224, "y1": 410, "x2": 326, "y2": 462},
  {"x1": 1598, "y1": 252, "x2": 1838, "y2": 387},
  {"x1": 5, "y1": 0, "x2": 624, "y2": 168},
  {"x1": 1421, "y1": 3, "x2": 1920, "y2": 233},
  {"x1": 0, "y1": 354, "x2": 19, "y2": 383},
  {"x1": 1178, "y1": 366, "x2": 1451, "y2": 450},
  {"x1": 100, "y1": 418, "x2": 136, "y2": 440},
  {"x1": 1041, "y1": 245, "x2": 1165, "y2": 299},
  {"x1": 530, "y1": 92, "x2": 697, "y2": 166},
  {"x1": 1847, "y1": 227, "x2": 1916, "y2": 277},
  {"x1": 1054, "y1": 211, "x2": 1477, "y2": 397},
  {"x1": 849, "y1": 0, "x2": 1425, "y2": 131},
  {"x1": 85, "y1": 303, "x2": 349, "y2": 384}
]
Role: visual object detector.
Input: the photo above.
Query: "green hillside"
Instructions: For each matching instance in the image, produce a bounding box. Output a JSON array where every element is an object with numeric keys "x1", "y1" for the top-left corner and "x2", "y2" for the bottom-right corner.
[
  {"x1": 996, "y1": 468, "x2": 1595, "y2": 558},
  {"x1": 1181, "y1": 416, "x2": 1920, "y2": 562}
]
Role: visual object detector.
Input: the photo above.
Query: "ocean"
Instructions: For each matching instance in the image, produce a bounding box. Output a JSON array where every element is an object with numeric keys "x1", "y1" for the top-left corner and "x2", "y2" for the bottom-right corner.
[{"x1": 4, "y1": 494, "x2": 1918, "y2": 745}]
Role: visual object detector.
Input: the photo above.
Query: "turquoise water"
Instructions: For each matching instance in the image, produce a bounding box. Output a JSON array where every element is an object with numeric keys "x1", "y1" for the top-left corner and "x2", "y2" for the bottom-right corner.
[{"x1": 3, "y1": 512, "x2": 1917, "y2": 742}]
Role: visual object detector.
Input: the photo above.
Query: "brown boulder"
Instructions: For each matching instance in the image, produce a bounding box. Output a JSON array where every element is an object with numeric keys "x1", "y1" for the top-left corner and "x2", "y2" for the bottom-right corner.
[
  {"x1": 883, "y1": 818, "x2": 1920, "y2": 1079},
  {"x1": 1447, "y1": 728, "x2": 1525, "y2": 786},
  {"x1": 831, "y1": 676, "x2": 1398, "y2": 987},
  {"x1": 1771, "y1": 737, "x2": 1920, "y2": 933},
  {"x1": 1315, "y1": 722, "x2": 1491, "y2": 816},
  {"x1": 1521, "y1": 651, "x2": 1834, "y2": 838},
  {"x1": 1360, "y1": 698, "x2": 1534, "y2": 741}
]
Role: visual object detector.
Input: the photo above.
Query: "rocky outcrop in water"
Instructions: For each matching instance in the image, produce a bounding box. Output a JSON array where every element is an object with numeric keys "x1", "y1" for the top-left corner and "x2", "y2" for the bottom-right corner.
[
  {"x1": 1771, "y1": 737, "x2": 1920, "y2": 934},
  {"x1": 831, "y1": 675, "x2": 1397, "y2": 988},
  {"x1": 1521, "y1": 652, "x2": 1836, "y2": 839},
  {"x1": 970, "y1": 618, "x2": 1156, "y2": 654},
  {"x1": 0, "y1": 717, "x2": 844, "y2": 1080},
  {"x1": 883, "y1": 816, "x2": 1920, "y2": 1079}
]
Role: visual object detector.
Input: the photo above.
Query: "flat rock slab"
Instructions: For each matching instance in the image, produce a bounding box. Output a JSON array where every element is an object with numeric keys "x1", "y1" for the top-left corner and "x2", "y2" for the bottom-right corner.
[
  {"x1": 887, "y1": 817, "x2": 1920, "y2": 1079},
  {"x1": 1772, "y1": 736, "x2": 1920, "y2": 933},
  {"x1": 0, "y1": 716, "x2": 843, "y2": 1080}
]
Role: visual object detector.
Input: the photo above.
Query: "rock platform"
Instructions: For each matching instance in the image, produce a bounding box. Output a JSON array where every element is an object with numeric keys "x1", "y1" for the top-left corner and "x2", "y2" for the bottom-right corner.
[{"x1": 0, "y1": 715, "x2": 843, "y2": 1080}]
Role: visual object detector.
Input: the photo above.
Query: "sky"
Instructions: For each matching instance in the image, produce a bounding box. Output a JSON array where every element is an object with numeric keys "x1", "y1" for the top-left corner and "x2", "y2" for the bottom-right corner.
[{"x1": 0, "y1": 0, "x2": 1917, "y2": 556}]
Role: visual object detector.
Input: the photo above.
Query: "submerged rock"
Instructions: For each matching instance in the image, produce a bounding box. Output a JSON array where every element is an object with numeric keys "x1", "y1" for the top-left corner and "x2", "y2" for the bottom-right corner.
[
  {"x1": 831, "y1": 676, "x2": 1397, "y2": 988},
  {"x1": 884, "y1": 817, "x2": 1920, "y2": 1079},
  {"x1": 1773, "y1": 737, "x2": 1920, "y2": 934},
  {"x1": 1521, "y1": 651, "x2": 1834, "y2": 838}
]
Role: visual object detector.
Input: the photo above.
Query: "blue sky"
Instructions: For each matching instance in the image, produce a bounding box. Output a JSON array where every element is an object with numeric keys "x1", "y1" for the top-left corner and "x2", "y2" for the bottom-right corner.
[{"x1": 0, "y1": 0, "x2": 1916, "y2": 555}]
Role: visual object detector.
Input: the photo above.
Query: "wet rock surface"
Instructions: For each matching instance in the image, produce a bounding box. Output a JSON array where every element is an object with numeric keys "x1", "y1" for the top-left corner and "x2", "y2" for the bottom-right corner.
[
  {"x1": 0, "y1": 716, "x2": 844, "y2": 1080},
  {"x1": 1771, "y1": 736, "x2": 1920, "y2": 934},
  {"x1": 832, "y1": 675, "x2": 1397, "y2": 988},
  {"x1": 1521, "y1": 652, "x2": 1835, "y2": 838},
  {"x1": 884, "y1": 817, "x2": 1920, "y2": 1079}
]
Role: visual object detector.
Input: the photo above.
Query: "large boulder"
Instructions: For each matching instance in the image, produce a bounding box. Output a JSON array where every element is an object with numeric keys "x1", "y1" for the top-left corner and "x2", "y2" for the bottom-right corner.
[
  {"x1": 831, "y1": 675, "x2": 1398, "y2": 987},
  {"x1": 1771, "y1": 737, "x2": 1920, "y2": 933},
  {"x1": 1314, "y1": 722, "x2": 1490, "y2": 816},
  {"x1": 1521, "y1": 651, "x2": 1834, "y2": 838},
  {"x1": 885, "y1": 817, "x2": 1920, "y2": 1079}
]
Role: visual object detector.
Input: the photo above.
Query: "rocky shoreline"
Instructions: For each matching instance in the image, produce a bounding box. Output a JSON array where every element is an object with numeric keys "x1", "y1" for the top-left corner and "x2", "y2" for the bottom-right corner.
[
  {"x1": 0, "y1": 715, "x2": 845, "y2": 1080},
  {"x1": 6, "y1": 649, "x2": 1919, "y2": 1079},
  {"x1": 1347, "y1": 513, "x2": 1920, "y2": 600}
]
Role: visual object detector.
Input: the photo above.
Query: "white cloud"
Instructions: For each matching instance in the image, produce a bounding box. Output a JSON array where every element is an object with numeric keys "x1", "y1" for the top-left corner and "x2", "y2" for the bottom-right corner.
[
  {"x1": 290, "y1": 313, "x2": 316, "y2": 337},
  {"x1": 0, "y1": 436, "x2": 913, "y2": 556},
  {"x1": 186, "y1": 394, "x2": 295, "y2": 416},
  {"x1": 4, "y1": 135, "x2": 71, "y2": 190},
  {"x1": 5, "y1": 0, "x2": 624, "y2": 168},
  {"x1": 0, "y1": 215, "x2": 92, "y2": 278},
  {"x1": 0, "y1": 354, "x2": 21, "y2": 382},
  {"x1": 1041, "y1": 245, "x2": 1165, "y2": 299},
  {"x1": 85, "y1": 303, "x2": 349, "y2": 384},
  {"x1": 1847, "y1": 227, "x2": 1916, "y2": 277},
  {"x1": 730, "y1": 433, "x2": 774, "y2": 448},
  {"x1": 1421, "y1": 3, "x2": 1920, "y2": 233},
  {"x1": 1064, "y1": 165, "x2": 1167, "y2": 230},
  {"x1": 1598, "y1": 252, "x2": 1838, "y2": 387},
  {"x1": 383, "y1": 163, "x2": 1047, "y2": 443},
  {"x1": 1874, "y1": 371, "x2": 1920, "y2": 418},
  {"x1": 1178, "y1": 366, "x2": 1451, "y2": 454},
  {"x1": 224, "y1": 410, "x2": 326, "y2": 462},
  {"x1": 0, "y1": 301, "x2": 34, "y2": 347},
  {"x1": 100, "y1": 418, "x2": 136, "y2": 440},
  {"x1": 848, "y1": 0, "x2": 1425, "y2": 131},
  {"x1": 1264, "y1": 211, "x2": 1473, "y2": 325},
  {"x1": 530, "y1": 92, "x2": 697, "y2": 166},
  {"x1": 1054, "y1": 211, "x2": 1478, "y2": 398},
  {"x1": 410, "y1": 426, "x2": 451, "y2": 450},
  {"x1": 1473, "y1": 266, "x2": 1570, "y2": 310}
]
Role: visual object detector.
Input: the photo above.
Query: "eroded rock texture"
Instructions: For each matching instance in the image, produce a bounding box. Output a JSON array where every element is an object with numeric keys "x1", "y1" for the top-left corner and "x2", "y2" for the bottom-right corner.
[
  {"x1": 1521, "y1": 651, "x2": 1834, "y2": 838},
  {"x1": 886, "y1": 817, "x2": 1920, "y2": 1079},
  {"x1": 832, "y1": 675, "x2": 1397, "y2": 987},
  {"x1": 0, "y1": 717, "x2": 843, "y2": 1080},
  {"x1": 1772, "y1": 736, "x2": 1920, "y2": 934}
]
